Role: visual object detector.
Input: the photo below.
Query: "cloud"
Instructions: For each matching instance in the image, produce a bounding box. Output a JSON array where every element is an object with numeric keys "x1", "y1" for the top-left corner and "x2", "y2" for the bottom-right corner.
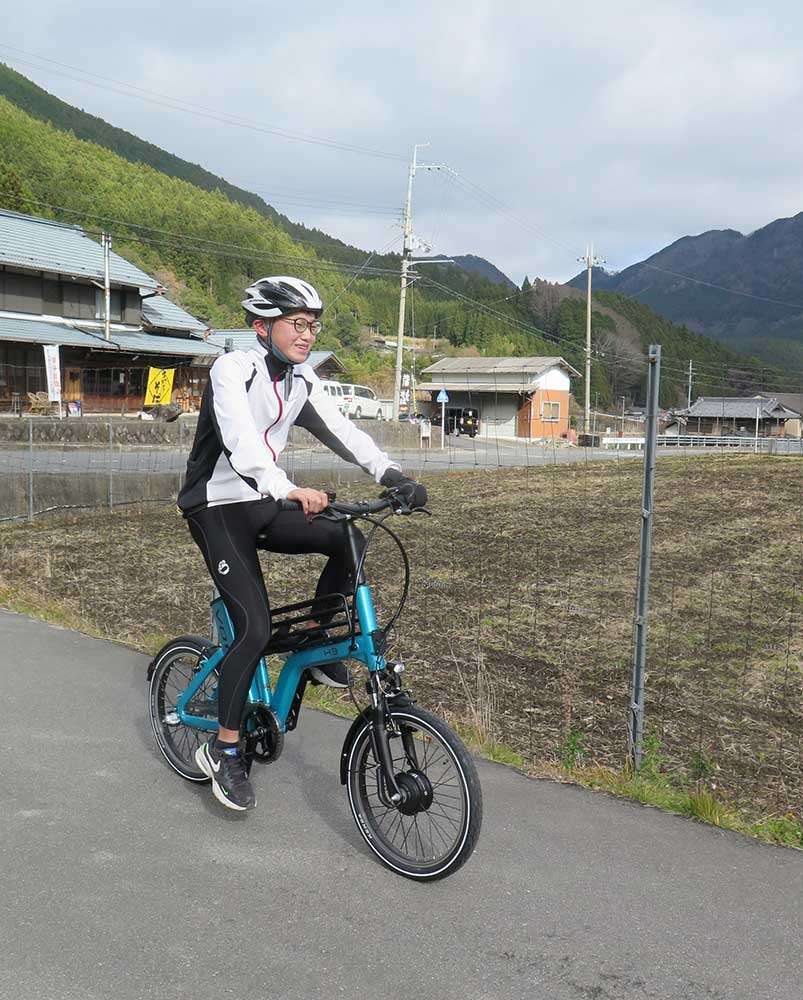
[{"x1": 3, "y1": 0, "x2": 803, "y2": 284}]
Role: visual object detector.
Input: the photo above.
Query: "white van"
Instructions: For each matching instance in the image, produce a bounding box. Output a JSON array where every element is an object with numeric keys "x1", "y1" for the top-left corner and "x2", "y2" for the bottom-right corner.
[
  {"x1": 319, "y1": 380, "x2": 350, "y2": 416},
  {"x1": 340, "y1": 383, "x2": 384, "y2": 420}
]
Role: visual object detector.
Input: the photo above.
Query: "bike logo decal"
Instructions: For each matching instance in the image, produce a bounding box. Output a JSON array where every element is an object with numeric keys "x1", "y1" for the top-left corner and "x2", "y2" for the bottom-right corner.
[{"x1": 217, "y1": 560, "x2": 230, "y2": 575}]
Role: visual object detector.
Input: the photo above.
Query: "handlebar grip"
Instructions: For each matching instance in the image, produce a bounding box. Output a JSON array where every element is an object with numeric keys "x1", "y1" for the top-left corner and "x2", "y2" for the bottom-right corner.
[{"x1": 277, "y1": 499, "x2": 302, "y2": 511}]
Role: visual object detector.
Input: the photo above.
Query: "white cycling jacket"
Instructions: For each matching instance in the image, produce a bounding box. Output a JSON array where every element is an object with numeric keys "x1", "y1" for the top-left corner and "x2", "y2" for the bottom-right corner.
[{"x1": 178, "y1": 347, "x2": 400, "y2": 513}]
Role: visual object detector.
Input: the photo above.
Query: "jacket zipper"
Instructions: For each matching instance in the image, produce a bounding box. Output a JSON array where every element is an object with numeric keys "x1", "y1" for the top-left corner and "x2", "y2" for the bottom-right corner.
[{"x1": 263, "y1": 378, "x2": 284, "y2": 462}]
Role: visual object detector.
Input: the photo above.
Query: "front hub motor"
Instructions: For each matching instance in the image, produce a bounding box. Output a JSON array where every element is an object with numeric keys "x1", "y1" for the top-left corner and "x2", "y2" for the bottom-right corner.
[{"x1": 395, "y1": 769, "x2": 434, "y2": 815}]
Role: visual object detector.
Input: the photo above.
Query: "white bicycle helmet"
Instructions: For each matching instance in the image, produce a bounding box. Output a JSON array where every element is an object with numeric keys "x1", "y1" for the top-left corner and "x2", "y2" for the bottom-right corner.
[{"x1": 242, "y1": 276, "x2": 323, "y2": 320}]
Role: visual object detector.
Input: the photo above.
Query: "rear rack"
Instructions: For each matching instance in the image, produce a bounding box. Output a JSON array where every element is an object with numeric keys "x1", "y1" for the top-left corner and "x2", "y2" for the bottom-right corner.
[{"x1": 266, "y1": 592, "x2": 355, "y2": 654}]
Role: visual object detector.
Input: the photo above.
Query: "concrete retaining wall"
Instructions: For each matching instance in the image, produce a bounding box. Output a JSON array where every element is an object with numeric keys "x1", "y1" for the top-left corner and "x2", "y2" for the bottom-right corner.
[{"x1": 0, "y1": 416, "x2": 420, "y2": 450}]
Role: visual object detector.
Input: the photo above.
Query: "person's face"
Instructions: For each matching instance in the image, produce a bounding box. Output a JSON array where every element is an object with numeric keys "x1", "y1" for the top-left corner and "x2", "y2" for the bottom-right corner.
[{"x1": 255, "y1": 311, "x2": 319, "y2": 364}]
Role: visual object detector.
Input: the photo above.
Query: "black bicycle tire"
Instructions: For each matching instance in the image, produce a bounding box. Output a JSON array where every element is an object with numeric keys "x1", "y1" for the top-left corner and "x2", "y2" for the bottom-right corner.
[
  {"x1": 345, "y1": 705, "x2": 482, "y2": 881},
  {"x1": 148, "y1": 635, "x2": 218, "y2": 783}
]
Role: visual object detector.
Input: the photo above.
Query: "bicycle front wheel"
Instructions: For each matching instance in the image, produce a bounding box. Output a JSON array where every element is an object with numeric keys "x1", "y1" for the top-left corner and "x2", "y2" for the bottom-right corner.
[
  {"x1": 345, "y1": 705, "x2": 482, "y2": 881},
  {"x1": 148, "y1": 635, "x2": 218, "y2": 782}
]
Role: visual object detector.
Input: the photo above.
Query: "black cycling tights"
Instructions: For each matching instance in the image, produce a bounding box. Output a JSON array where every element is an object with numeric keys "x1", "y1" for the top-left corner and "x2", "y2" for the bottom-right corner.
[{"x1": 186, "y1": 498, "x2": 365, "y2": 730}]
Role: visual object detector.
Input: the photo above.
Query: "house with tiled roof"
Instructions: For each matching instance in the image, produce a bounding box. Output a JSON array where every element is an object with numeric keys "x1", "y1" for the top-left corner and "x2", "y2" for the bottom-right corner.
[
  {"x1": 420, "y1": 356, "x2": 581, "y2": 439},
  {"x1": 666, "y1": 396, "x2": 802, "y2": 437},
  {"x1": 0, "y1": 208, "x2": 219, "y2": 413}
]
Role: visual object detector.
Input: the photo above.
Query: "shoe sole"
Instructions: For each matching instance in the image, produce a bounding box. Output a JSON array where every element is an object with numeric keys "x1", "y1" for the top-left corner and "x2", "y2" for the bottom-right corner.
[
  {"x1": 308, "y1": 667, "x2": 349, "y2": 688},
  {"x1": 194, "y1": 745, "x2": 255, "y2": 812}
]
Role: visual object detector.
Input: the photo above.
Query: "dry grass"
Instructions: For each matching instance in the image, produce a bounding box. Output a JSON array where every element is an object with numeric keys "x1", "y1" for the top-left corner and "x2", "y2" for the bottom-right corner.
[{"x1": 0, "y1": 454, "x2": 800, "y2": 825}]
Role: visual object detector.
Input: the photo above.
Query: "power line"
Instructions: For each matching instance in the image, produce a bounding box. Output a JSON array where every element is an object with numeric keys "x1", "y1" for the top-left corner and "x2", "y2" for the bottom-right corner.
[
  {"x1": 440, "y1": 168, "x2": 803, "y2": 316},
  {"x1": 8, "y1": 199, "x2": 801, "y2": 391},
  {"x1": 4, "y1": 197, "x2": 405, "y2": 277},
  {"x1": 601, "y1": 260, "x2": 803, "y2": 312},
  {"x1": 10, "y1": 174, "x2": 401, "y2": 260},
  {"x1": 0, "y1": 46, "x2": 407, "y2": 162},
  {"x1": 9, "y1": 44, "x2": 803, "y2": 320}
]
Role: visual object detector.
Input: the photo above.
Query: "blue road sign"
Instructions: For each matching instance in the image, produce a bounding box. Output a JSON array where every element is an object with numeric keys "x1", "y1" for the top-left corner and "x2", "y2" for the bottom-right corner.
[{"x1": 436, "y1": 389, "x2": 449, "y2": 403}]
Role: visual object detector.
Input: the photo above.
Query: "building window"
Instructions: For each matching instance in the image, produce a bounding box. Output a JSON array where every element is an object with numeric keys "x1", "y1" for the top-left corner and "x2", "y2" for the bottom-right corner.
[
  {"x1": 542, "y1": 401, "x2": 560, "y2": 422},
  {"x1": 94, "y1": 289, "x2": 123, "y2": 322}
]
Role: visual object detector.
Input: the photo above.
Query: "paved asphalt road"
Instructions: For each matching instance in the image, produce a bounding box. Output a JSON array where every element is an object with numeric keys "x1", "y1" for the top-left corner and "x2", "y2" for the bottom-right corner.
[{"x1": 1, "y1": 609, "x2": 800, "y2": 1000}]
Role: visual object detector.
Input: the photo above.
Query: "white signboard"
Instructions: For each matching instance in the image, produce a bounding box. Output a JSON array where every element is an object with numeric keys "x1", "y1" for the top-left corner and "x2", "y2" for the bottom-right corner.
[{"x1": 42, "y1": 345, "x2": 62, "y2": 403}]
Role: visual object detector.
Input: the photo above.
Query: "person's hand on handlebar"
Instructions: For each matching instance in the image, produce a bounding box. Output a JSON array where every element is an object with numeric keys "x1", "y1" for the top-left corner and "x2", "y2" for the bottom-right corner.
[
  {"x1": 286, "y1": 487, "x2": 329, "y2": 518},
  {"x1": 379, "y1": 468, "x2": 428, "y2": 510}
]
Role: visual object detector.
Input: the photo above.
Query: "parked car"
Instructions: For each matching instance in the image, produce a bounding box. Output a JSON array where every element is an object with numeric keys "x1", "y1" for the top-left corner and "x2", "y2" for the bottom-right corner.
[
  {"x1": 431, "y1": 406, "x2": 480, "y2": 437},
  {"x1": 340, "y1": 383, "x2": 384, "y2": 419},
  {"x1": 319, "y1": 380, "x2": 349, "y2": 416}
]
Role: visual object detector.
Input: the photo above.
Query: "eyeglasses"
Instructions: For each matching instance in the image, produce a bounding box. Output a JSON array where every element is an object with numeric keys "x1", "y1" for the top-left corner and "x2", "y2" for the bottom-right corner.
[{"x1": 279, "y1": 317, "x2": 322, "y2": 336}]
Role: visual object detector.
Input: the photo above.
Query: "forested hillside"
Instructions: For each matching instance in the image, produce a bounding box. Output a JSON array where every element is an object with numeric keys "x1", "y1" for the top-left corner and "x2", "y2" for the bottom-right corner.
[
  {"x1": 0, "y1": 95, "x2": 560, "y2": 386},
  {"x1": 515, "y1": 279, "x2": 770, "y2": 408},
  {"x1": 0, "y1": 63, "x2": 507, "y2": 294},
  {"x1": 0, "y1": 89, "x2": 773, "y2": 406},
  {"x1": 566, "y1": 220, "x2": 803, "y2": 369}
]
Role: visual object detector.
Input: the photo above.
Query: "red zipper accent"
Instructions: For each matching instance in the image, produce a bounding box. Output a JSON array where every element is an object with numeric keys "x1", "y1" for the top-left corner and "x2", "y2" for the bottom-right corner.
[{"x1": 263, "y1": 378, "x2": 283, "y2": 462}]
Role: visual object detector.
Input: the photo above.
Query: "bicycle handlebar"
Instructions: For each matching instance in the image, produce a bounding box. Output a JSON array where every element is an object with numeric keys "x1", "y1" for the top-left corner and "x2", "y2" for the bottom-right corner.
[{"x1": 276, "y1": 495, "x2": 398, "y2": 517}]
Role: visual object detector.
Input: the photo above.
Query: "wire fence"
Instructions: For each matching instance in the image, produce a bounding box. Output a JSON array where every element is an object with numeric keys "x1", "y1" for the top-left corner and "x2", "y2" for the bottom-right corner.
[{"x1": 0, "y1": 407, "x2": 800, "y2": 821}]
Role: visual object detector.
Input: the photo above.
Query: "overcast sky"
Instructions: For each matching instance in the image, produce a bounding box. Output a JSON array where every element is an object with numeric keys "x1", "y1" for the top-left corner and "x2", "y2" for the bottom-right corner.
[{"x1": 3, "y1": 1, "x2": 803, "y2": 284}]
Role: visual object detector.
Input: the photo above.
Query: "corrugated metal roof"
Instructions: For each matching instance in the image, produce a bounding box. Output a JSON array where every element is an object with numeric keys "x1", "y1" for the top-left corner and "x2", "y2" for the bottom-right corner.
[
  {"x1": 205, "y1": 329, "x2": 261, "y2": 352},
  {"x1": 420, "y1": 381, "x2": 542, "y2": 394},
  {"x1": 204, "y1": 332, "x2": 343, "y2": 371},
  {"x1": 680, "y1": 397, "x2": 800, "y2": 419},
  {"x1": 101, "y1": 329, "x2": 221, "y2": 358},
  {"x1": 0, "y1": 315, "x2": 221, "y2": 358},
  {"x1": 0, "y1": 209, "x2": 157, "y2": 289},
  {"x1": 421, "y1": 356, "x2": 580, "y2": 377},
  {"x1": 0, "y1": 316, "x2": 104, "y2": 348},
  {"x1": 141, "y1": 294, "x2": 207, "y2": 333}
]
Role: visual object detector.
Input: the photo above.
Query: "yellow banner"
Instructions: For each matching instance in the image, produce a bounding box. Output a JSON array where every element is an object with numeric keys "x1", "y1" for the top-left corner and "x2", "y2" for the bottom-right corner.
[{"x1": 144, "y1": 367, "x2": 175, "y2": 406}]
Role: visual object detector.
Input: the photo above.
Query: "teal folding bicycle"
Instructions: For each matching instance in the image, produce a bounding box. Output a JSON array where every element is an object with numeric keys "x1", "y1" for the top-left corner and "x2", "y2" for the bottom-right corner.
[{"x1": 147, "y1": 490, "x2": 482, "y2": 881}]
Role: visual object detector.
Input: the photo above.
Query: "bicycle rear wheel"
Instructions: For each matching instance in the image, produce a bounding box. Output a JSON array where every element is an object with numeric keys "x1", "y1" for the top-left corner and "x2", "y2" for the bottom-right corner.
[
  {"x1": 345, "y1": 705, "x2": 482, "y2": 881},
  {"x1": 148, "y1": 635, "x2": 218, "y2": 782}
]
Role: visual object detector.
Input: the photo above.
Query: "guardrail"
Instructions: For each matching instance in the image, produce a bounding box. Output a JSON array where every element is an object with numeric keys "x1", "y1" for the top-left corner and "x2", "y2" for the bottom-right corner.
[{"x1": 601, "y1": 434, "x2": 802, "y2": 453}]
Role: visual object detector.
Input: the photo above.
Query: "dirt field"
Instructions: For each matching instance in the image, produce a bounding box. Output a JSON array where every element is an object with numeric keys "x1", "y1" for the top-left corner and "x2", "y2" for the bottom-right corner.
[{"x1": 0, "y1": 454, "x2": 800, "y2": 817}]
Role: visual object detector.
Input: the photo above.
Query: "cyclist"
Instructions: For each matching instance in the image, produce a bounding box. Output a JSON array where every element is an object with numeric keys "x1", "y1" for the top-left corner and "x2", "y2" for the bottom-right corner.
[{"x1": 177, "y1": 276, "x2": 426, "y2": 812}]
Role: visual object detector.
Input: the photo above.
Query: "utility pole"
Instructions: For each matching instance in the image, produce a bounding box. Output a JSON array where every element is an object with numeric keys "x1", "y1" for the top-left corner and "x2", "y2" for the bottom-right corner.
[
  {"x1": 393, "y1": 144, "x2": 448, "y2": 419},
  {"x1": 577, "y1": 244, "x2": 605, "y2": 434},
  {"x1": 687, "y1": 359, "x2": 693, "y2": 408},
  {"x1": 102, "y1": 232, "x2": 111, "y2": 341}
]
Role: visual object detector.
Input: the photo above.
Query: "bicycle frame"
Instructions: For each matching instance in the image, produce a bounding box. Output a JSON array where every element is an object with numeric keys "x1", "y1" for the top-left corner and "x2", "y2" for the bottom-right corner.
[{"x1": 174, "y1": 520, "x2": 388, "y2": 735}]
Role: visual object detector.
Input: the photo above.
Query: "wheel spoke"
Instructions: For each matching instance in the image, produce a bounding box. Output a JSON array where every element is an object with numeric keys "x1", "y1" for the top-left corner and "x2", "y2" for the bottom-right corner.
[
  {"x1": 151, "y1": 647, "x2": 218, "y2": 778},
  {"x1": 348, "y1": 710, "x2": 477, "y2": 873}
]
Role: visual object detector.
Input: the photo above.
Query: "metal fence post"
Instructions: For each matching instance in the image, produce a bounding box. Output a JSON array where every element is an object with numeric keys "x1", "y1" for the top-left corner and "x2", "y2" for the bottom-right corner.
[
  {"x1": 108, "y1": 416, "x2": 114, "y2": 512},
  {"x1": 27, "y1": 417, "x2": 34, "y2": 523},
  {"x1": 629, "y1": 343, "x2": 661, "y2": 769}
]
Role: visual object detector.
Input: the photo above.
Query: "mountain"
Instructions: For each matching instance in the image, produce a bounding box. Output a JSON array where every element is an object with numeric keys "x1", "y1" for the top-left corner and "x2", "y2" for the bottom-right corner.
[
  {"x1": 567, "y1": 219, "x2": 803, "y2": 368},
  {"x1": 429, "y1": 254, "x2": 515, "y2": 288},
  {"x1": 520, "y1": 279, "x2": 774, "y2": 409}
]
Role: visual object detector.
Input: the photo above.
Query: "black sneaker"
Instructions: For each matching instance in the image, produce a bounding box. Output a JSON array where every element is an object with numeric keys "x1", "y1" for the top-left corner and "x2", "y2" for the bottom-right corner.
[
  {"x1": 195, "y1": 738, "x2": 256, "y2": 812},
  {"x1": 308, "y1": 661, "x2": 351, "y2": 688}
]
